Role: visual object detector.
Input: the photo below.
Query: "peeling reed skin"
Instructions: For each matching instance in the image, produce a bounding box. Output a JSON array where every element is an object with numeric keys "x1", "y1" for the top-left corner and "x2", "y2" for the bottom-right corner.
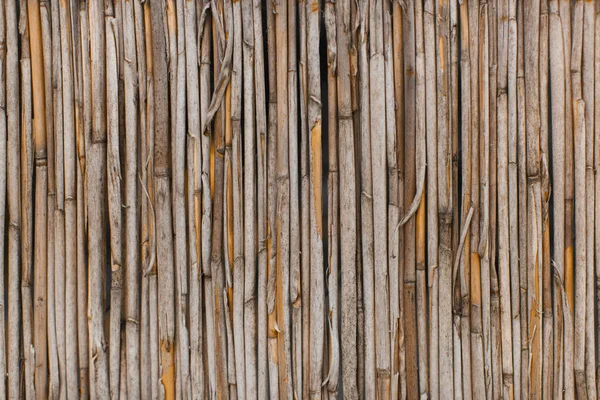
[{"x1": 2, "y1": 0, "x2": 600, "y2": 398}]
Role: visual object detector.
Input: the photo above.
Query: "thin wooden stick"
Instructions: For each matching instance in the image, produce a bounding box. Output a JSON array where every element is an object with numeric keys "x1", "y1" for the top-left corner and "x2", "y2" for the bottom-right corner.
[{"x1": 0, "y1": 2, "x2": 7, "y2": 397}]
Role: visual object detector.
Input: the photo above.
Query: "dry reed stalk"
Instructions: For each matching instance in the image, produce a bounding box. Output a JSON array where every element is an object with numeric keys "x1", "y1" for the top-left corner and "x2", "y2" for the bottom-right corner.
[
  {"x1": 436, "y1": 0, "x2": 453, "y2": 397},
  {"x1": 524, "y1": 1, "x2": 543, "y2": 398},
  {"x1": 150, "y1": 0, "x2": 177, "y2": 394},
  {"x1": 106, "y1": 14, "x2": 123, "y2": 398},
  {"x1": 595, "y1": 4, "x2": 600, "y2": 398},
  {"x1": 324, "y1": 1, "x2": 340, "y2": 397},
  {"x1": 20, "y1": 11, "x2": 35, "y2": 398},
  {"x1": 497, "y1": 1, "x2": 515, "y2": 399},
  {"x1": 423, "y1": 1, "x2": 438, "y2": 399},
  {"x1": 240, "y1": 1, "x2": 258, "y2": 397},
  {"x1": 458, "y1": 3, "x2": 473, "y2": 399},
  {"x1": 252, "y1": 0, "x2": 268, "y2": 397},
  {"x1": 210, "y1": 1, "x2": 229, "y2": 397},
  {"x1": 306, "y1": 0, "x2": 324, "y2": 397},
  {"x1": 358, "y1": 1, "x2": 375, "y2": 398},
  {"x1": 25, "y1": 0, "x2": 48, "y2": 396},
  {"x1": 507, "y1": 1, "x2": 521, "y2": 397},
  {"x1": 369, "y1": 0, "x2": 390, "y2": 398},
  {"x1": 88, "y1": 0, "x2": 110, "y2": 394},
  {"x1": 265, "y1": 0, "x2": 280, "y2": 395},
  {"x1": 382, "y1": 0, "x2": 398, "y2": 398},
  {"x1": 402, "y1": 1, "x2": 417, "y2": 398},
  {"x1": 335, "y1": 0, "x2": 358, "y2": 397},
  {"x1": 0, "y1": 2, "x2": 7, "y2": 397},
  {"x1": 538, "y1": 3, "x2": 553, "y2": 397},
  {"x1": 582, "y1": 2, "x2": 596, "y2": 397},
  {"x1": 231, "y1": 0, "x2": 246, "y2": 395},
  {"x1": 560, "y1": 2, "x2": 575, "y2": 393},
  {"x1": 449, "y1": 0, "x2": 461, "y2": 395}
]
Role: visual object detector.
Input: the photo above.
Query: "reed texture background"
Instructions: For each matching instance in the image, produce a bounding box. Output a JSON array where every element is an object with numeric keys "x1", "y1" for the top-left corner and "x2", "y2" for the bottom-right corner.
[{"x1": 0, "y1": 0, "x2": 598, "y2": 398}]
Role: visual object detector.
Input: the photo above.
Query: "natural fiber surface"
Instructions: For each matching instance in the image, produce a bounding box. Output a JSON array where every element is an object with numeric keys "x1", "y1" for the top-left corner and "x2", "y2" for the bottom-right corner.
[{"x1": 0, "y1": 0, "x2": 598, "y2": 398}]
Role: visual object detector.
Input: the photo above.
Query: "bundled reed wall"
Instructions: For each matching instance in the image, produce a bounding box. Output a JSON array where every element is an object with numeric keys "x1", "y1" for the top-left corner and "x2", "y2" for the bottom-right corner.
[{"x1": 0, "y1": 0, "x2": 598, "y2": 398}]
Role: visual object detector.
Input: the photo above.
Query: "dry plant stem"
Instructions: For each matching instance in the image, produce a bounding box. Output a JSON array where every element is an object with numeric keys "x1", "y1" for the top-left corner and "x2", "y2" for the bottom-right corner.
[
  {"x1": 106, "y1": 15, "x2": 123, "y2": 399},
  {"x1": 0, "y1": 1, "x2": 7, "y2": 397},
  {"x1": 26, "y1": 0, "x2": 48, "y2": 394},
  {"x1": 252, "y1": 0, "x2": 268, "y2": 396},
  {"x1": 174, "y1": 0, "x2": 192, "y2": 395},
  {"x1": 306, "y1": 0, "x2": 324, "y2": 397},
  {"x1": 391, "y1": 3, "x2": 405, "y2": 398},
  {"x1": 265, "y1": 0, "x2": 280, "y2": 396},
  {"x1": 88, "y1": 0, "x2": 110, "y2": 395},
  {"x1": 183, "y1": 0, "x2": 202, "y2": 395},
  {"x1": 150, "y1": 0, "x2": 176, "y2": 394},
  {"x1": 424, "y1": 1, "x2": 438, "y2": 398},
  {"x1": 335, "y1": 0, "x2": 358, "y2": 397},
  {"x1": 436, "y1": 0, "x2": 453, "y2": 396},
  {"x1": 538, "y1": 3, "x2": 553, "y2": 397},
  {"x1": 479, "y1": 4, "x2": 493, "y2": 398},
  {"x1": 506, "y1": 1, "x2": 521, "y2": 398},
  {"x1": 582, "y1": 1, "x2": 596, "y2": 397},
  {"x1": 231, "y1": 0, "x2": 246, "y2": 395},
  {"x1": 458, "y1": 3, "x2": 473, "y2": 399},
  {"x1": 298, "y1": 0, "x2": 309, "y2": 397},
  {"x1": 573, "y1": 98, "x2": 587, "y2": 399},
  {"x1": 497, "y1": 1, "x2": 515, "y2": 399},
  {"x1": 20, "y1": 15, "x2": 35, "y2": 399},
  {"x1": 524, "y1": 1, "x2": 542, "y2": 398},
  {"x1": 595, "y1": 4, "x2": 600, "y2": 398},
  {"x1": 241, "y1": 0, "x2": 257, "y2": 396},
  {"x1": 357, "y1": 1, "x2": 375, "y2": 397},
  {"x1": 122, "y1": 0, "x2": 140, "y2": 394},
  {"x1": 58, "y1": 0, "x2": 79, "y2": 395},
  {"x1": 324, "y1": 1, "x2": 339, "y2": 398},
  {"x1": 402, "y1": 1, "x2": 417, "y2": 398}
]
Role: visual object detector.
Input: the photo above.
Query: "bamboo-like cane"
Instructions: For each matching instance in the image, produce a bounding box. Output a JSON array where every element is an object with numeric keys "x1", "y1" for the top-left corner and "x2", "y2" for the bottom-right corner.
[
  {"x1": 595, "y1": 4, "x2": 600, "y2": 398},
  {"x1": 506, "y1": 1, "x2": 521, "y2": 398},
  {"x1": 231, "y1": 0, "x2": 246, "y2": 395},
  {"x1": 514, "y1": 2, "x2": 529, "y2": 396},
  {"x1": 524, "y1": 1, "x2": 543, "y2": 397},
  {"x1": 88, "y1": 0, "x2": 110, "y2": 395},
  {"x1": 497, "y1": 1, "x2": 515, "y2": 399},
  {"x1": 120, "y1": 0, "x2": 140, "y2": 394},
  {"x1": 436, "y1": 0, "x2": 453, "y2": 396},
  {"x1": 402, "y1": 1, "x2": 418, "y2": 398},
  {"x1": 252, "y1": 0, "x2": 268, "y2": 396},
  {"x1": 458, "y1": 3, "x2": 473, "y2": 399},
  {"x1": 323, "y1": 2, "x2": 339, "y2": 398},
  {"x1": 20, "y1": 10, "x2": 35, "y2": 398},
  {"x1": 582, "y1": 2, "x2": 596, "y2": 397},
  {"x1": 324, "y1": 1, "x2": 339, "y2": 398},
  {"x1": 368, "y1": 0, "x2": 390, "y2": 398},
  {"x1": 357, "y1": 1, "x2": 376, "y2": 397},
  {"x1": 391, "y1": 2, "x2": 406, "y2": 398},
  {"x1": 423, "y1": 1, "x2": 438, "y2": 399},
  {"x1": 287, "y1": 0, "x2": 303, "y2": 398},
  {"x1": 265, "y1": 0, "x2": 280, "y2": 395},
  {"x1": 306, "y1": 0, "x2": 324, "y2": 397},
  {"x1": 59, "y1": 0, "x2": 79, "y2": 396},
  {"x1": 0, "y1": 2, "x2": 7, "y2": 397},
  {"x1": 538, "y1": 3, "x2": 553, "y2": 397},
  {"x1": 25, "y1": 0, "x2": 48, "y2": 394},
  {"x1": 149, "y1": 0, "x2": 176, "y2": 394},
  {"x1": 77, "y1": 7, "x2": 91, "y2": 397},
  {"x1": 486, "y1": 2, "x2": 501, "y2": 397},
  {"x1": 335, "y1": 0, "x2": 358, "y2": 397},
  {"x1": 241, "y1": 0, "x2": 257, "y2": 395},
  {"x1": 559, "y1": 2, "x2": 575, "y2": 393},
  {"x1": 106, "y1": 15, "x2": 123, "y2": 398}
]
